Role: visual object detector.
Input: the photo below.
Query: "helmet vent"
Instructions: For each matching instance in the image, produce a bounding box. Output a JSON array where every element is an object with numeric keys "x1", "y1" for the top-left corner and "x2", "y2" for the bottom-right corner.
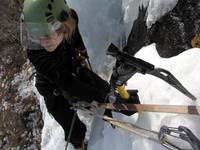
[
  {"x1": 46, "y1": 16, "x2": 55, "y2": 23},
  {"x1": 47, "y1": 3, "x2": 52, "y2": 10}
]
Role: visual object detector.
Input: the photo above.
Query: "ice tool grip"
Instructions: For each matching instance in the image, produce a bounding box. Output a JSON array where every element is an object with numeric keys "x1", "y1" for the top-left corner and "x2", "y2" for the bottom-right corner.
[{"x1": 116, "y1": 85, "x2": 130, "y2": 99}]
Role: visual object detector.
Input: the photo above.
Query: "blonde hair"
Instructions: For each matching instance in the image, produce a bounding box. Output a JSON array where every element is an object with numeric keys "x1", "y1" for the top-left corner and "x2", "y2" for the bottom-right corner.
[{"x1": 57, "y1": 11, "x2": 76, "y2": 42}]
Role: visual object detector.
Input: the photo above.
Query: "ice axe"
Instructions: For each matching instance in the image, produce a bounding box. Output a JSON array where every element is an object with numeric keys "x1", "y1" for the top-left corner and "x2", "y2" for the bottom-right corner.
[{"x1": 107, "y1": 43, "x2": 196, "y2": 101}]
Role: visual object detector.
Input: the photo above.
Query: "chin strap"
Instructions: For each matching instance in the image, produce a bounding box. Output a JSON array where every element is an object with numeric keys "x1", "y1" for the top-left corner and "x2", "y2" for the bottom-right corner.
[{"x1": 65, "y1": 110, "x2": 77, "y2": 150}]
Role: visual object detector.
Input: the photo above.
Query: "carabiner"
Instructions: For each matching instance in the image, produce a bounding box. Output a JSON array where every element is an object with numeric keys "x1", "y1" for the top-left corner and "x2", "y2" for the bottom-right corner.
[{"x1": 159, "y1": 125, "x2": 200, "y2": 150}]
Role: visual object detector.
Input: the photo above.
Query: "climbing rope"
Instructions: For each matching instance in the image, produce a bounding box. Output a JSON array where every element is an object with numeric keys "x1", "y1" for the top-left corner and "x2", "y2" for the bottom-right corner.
[
  {"x1": 73, "y1": 102, "x2": 200, "y2": 150},
  {"x1": 65, "y1": 110, "x2": 77, "y2": 150}
]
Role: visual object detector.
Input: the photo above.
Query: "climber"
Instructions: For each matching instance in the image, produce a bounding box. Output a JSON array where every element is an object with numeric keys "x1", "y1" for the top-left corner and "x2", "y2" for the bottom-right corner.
[
  {"x1": 21, "y1": 0, "x2": 110, "y2": 149},
  {"x1": 21, "y1": 0, "x2": 140, "y2": 149}
]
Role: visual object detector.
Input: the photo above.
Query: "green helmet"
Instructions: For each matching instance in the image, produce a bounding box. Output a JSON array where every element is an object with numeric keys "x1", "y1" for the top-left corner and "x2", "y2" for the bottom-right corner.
[{"x1": 21, "y1": 0, "x2": 70, "y2": 38}]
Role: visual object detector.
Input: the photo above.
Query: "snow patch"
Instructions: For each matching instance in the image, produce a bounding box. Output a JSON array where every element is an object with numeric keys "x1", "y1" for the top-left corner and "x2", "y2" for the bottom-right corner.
[{"x1": 11, "y1": 62, "x2": 35, "y2": 99}]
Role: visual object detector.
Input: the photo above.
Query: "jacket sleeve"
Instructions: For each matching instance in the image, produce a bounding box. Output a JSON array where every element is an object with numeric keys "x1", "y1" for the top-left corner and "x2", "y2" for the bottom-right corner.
[{"x1": 27, "y1": 50, "x2": 107, "y2": 102}]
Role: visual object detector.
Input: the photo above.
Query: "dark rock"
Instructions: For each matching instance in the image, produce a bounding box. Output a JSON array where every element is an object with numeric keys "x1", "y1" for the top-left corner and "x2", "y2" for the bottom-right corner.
[
  {"x1": 149, "y1": 0, "x2": 200, "y2": 57},
  {"x1": 125, "y1": 0, "x2": 200, "y2": 58},
  {"x1": 0, "y1": 0, "x2": 43, "y2": 149}
]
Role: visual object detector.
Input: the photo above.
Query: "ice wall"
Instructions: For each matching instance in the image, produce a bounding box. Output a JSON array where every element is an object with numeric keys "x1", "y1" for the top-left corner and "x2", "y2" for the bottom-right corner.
[
  {"x1": 68, "y1": 0, "x2": 178, "y2": 77},
  {"x1": 68, "y1": 0, "x2": 125, "y2": 78}
]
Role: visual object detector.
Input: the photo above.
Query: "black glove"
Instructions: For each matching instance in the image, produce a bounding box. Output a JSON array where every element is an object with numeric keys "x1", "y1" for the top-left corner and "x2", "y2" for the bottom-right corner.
[
  {"x1": 104, "y1": 91, "x2": 120, "y2": 103},
  {"x1": 106, "y1": 90, "x2": 140, "y2": 116},
  {"x1": 117, "y1": 90, "x2": 140, "y2": 104}
]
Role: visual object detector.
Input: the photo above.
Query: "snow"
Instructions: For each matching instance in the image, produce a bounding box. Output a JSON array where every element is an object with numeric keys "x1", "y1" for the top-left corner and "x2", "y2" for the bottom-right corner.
[
  {"x1": 11, "y1": 62, "x2": 35, "y2": 99},
  {"x1": 125, "y1": 45, "x2": 200, "y2": 149},
  {"x1": 38, "y1": 0, "x2": 199, "y2": 150}
]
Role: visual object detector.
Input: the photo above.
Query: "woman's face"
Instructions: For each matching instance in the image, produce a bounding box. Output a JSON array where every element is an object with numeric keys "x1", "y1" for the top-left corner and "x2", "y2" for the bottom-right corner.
[{"x1": 31, "y1": 32, "x2": 64, "y2": 52}]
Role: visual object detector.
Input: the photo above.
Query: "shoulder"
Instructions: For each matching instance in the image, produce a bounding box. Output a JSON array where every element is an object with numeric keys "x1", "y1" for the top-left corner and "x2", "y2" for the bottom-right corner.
[{"x1": 27, "y1": 48, "x2": 46, "y2": 62}]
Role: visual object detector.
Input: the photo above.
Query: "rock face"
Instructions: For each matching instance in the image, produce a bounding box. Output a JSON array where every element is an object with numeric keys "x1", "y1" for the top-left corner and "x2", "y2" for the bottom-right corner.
[
  {"x1": 124, "y1": 0, "x2": 200, "y2": 57},
  {"x1": 0, "y1": 0, "x2": 43, "y2": 149},
  {"x1": 150, "y1": 0, "x2": 200, "y2": 57}
]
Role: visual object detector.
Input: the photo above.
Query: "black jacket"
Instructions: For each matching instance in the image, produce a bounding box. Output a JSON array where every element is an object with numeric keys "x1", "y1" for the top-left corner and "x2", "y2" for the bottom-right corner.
[{"x1": 27, "y1": 10, "x2": 109, "y2": 102}]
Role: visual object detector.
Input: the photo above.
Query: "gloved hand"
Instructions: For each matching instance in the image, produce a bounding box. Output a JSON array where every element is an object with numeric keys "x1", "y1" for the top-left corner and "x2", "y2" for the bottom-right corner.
[
  {"x1": 116, "y1": 90, "x2": 140, "y2": 104},
  {"x1": 105, "y1": 91, "x2": 120, "y2": 103},
  {"x1": 105, "y1": 90, "x2": 140, "y2": 116},
  {"x1": 105, "y1": 90, "x2": 140, "y2": 103}
]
